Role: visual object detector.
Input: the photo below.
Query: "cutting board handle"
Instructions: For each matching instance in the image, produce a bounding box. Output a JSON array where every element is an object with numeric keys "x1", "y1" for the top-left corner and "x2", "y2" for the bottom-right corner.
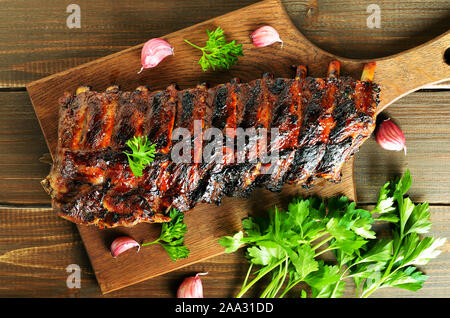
[
  {"x1": 274, "y1": 0, "x2": 450, "y2": 113},
  {"x1": 373, "y1": 31, "x2": 450, "y2": 113}
]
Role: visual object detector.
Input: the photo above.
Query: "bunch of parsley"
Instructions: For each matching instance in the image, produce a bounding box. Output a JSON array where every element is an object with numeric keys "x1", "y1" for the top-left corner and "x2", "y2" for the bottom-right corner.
[{"x1": 219, "y1": 169, "x2": 446, "y2": 298}]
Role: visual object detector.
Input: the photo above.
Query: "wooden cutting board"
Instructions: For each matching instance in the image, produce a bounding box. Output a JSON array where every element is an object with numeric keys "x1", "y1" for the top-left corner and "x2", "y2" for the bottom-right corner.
[{"x1": 26, "y1": 0, "x2": 450, "y2": 294}]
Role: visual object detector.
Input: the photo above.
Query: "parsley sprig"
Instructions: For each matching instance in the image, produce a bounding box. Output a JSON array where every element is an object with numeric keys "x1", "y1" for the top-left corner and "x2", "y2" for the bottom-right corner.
[
  {"x1": 142, "y1": 209, "x2": 190, "y2": 261},
  {"x1": 184, "y1": 27, "x2": 243, "y2": 72},
  {"x1": 219, "y1": 169, "x2": 446, "y2": 298},
  {"x1": 123, "y1": 136, "x2": 156, "y2": 177},
  {"x1": 353, "y1": 170, "x2": 446, "y2": 297}
]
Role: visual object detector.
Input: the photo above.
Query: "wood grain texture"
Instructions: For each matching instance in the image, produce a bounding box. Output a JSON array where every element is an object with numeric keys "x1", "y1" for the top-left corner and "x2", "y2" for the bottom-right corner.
[
  {"x1": 0, "y1": 207, "x2": 100, "y2": 297},
  {"x1": 375, "y1": 31, "x2": 450, "y2": 112},
  {"x1": 2, "y1": 0, "x2": 449, "y2": 87},
  {"x1": 0, "y1": 0, "x2": 449, "y2": 297},
  {"x1": 283, "y1": 0, "x2": 450, "y2": 59},
  {"x1": 0, "y1": 0, "x2": 259, "y2": 87},
  {"x1": 0, "y1": 91, "x2": 51, "y2": 205}
]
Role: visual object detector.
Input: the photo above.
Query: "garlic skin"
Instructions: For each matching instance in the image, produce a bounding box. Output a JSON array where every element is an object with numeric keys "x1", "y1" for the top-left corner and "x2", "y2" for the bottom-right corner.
[
  {"x1": 250, "y1": 26, "x2": 283, "y2": 48},
  {"x1": 110, "y1": 236, "x2": 141, "y2": 258},
  {"x1": 138, "y1": 38, "x2": 174, "y2": 74},
  {"x1": 177, "y1": 272, "x2": 208, "y2": 298},
  {"x1": 376, "y1": 119, "x2": 407, "y2": 154}
]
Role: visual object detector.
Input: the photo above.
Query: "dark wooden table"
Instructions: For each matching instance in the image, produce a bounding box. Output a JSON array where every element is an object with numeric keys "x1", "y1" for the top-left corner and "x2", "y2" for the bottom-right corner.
[{"x1": 0, "y1": 0, "x2": 449, "y2": 298}]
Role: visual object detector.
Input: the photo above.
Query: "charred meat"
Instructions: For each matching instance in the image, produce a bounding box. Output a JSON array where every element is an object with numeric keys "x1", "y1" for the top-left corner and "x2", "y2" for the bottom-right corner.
[{"x1": 42, "y1": 61, "x2": 379, "y2": 228}]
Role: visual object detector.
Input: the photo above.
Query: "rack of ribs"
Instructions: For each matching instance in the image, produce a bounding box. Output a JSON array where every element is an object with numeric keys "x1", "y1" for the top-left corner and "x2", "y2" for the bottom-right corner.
[{"x1": 41, "y1": 61, "x2": 379, "y2": 228}]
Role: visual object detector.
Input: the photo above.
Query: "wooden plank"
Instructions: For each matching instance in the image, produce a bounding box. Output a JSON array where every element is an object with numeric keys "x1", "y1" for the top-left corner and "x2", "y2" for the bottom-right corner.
[
  {"x1": 0, "y1": 91, "x2": 50, "y2": 205},
  {"x1": 1, "y1": 0, "x2": 449, "y2": 87},
  {"x1": 0, "y1": 207, "x2": 101, "y2": 297},
  {"x1": 0, "y1": 0, "x2": 258, "y2": 87},
  {"x1": 1, "y1": 205, "x2": 448, "y2": 297}
]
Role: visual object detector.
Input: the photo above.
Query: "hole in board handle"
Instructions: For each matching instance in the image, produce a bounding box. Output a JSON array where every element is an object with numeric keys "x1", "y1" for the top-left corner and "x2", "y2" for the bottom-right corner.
[{"x1": 444, "y1": 47, "x2": 450, "y2": 65}]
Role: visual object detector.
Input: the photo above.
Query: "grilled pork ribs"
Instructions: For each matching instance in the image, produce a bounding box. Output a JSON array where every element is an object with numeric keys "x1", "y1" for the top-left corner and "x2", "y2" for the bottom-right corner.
[{"x1": 42, "y1": 61, "x2": 379, "y2": 228}]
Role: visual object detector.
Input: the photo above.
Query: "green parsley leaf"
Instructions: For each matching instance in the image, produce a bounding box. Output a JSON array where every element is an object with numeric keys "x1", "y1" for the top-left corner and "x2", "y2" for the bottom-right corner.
[
  {"x1": 340, "y1": 202, "x2": 376, "y2": 239},
  {"x1": 160, "y1": 209, "x2": 188, "y2": 241},
  {"x1": 357, "y1": 239, "x2": 393, "y2": 264},
  {"x1": 395, "y1": 169, "x2": 412, "y2": 200},
  {"x1": 142, "y1": 209, "x2": 190, "y2": 261},
  {"x1": 123, "y1": 135, "x2": 156, "y2": 177},
  {"x1": 218, "y1": 231, "x2": 244, "y2": 253},
  {"x1": 404, "y1": 202, "x2": 432, "y2": 235},
  {"x1": 161, "y1": 244, "x2": 190, "y2": 262},
  {"x1": 287, "y1": 198, "x2": 326, "y2": 241},
  {"x1": 401, "y1": 234, "x2": 446, "y2": 267},
  {"x1": 372, "y1": 169, "x2": 412, "y2": 219},
  {"x1": 382, "y1": 266, "x2": 427, "y2": 292},
  {"x1": 372, "y1": 181, "x2": 396, "y2": 215},
  {"x1": 375, "y1": 213, "x2": 400, "y2": 223},
  {"x1": 330, "y1": 237, "x2": 368, "y2": 255},
  {"x1": 399, "y1": 197, "x2": 416, "y2": 236},
  {"x1": 304, "y1": 262, "x2": 343, "y2": 298},
  {"x1": 185, "y1": 27, "x2": 243, "y2": 72},
  {"x1": 247, "y1": 244, "x2": 285, "y2": 266},
  {"x1": 289, "y1": 245, "x2": 319, "y2": 280}
]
